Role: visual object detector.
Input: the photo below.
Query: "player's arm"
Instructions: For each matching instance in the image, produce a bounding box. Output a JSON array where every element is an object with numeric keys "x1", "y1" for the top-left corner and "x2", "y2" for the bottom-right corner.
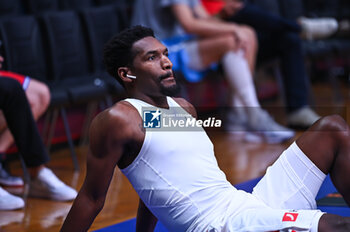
[
  {"x1": 136, "y1": 199, "x2": 158, "y2": 232},
  {"x1": 60, "y1": 104, "x2": 134, "y2": 232}
]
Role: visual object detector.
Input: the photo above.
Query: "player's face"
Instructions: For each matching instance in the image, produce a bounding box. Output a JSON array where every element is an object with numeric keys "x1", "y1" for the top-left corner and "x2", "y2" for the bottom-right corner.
[{"x1": 131, "y1": 36, "x2": 179, "y2": 97}]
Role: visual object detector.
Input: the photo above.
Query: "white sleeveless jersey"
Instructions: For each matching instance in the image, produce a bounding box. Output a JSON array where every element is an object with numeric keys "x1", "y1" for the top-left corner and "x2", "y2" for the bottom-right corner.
[
  {"x1": 121, "y1": 97, "x2": 249, "y2": 231},
  {"x1": 119, "y1": 97, "x2": 325, "y2": 232}
]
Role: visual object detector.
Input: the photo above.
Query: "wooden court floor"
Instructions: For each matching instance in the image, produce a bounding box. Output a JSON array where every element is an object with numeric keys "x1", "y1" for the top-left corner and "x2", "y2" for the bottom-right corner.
[{"x1": 1, "y1": 80, "x2": 349, "y2": 232}]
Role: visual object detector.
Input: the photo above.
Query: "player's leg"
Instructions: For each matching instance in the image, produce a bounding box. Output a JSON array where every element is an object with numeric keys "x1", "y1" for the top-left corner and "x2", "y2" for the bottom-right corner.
[{"x1": 296, "y1": 115, "x2": 350, "y2": 205}]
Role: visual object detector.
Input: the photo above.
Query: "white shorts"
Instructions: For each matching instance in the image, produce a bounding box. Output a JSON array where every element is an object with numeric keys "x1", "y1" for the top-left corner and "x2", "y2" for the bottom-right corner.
[{"x1": 221, "y1": 142, "x2": 327, "y2": 232}]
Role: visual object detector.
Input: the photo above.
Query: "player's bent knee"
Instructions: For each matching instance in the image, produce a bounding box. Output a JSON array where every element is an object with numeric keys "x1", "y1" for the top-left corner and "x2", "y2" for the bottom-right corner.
[
  {"x1": 220, "y1": 34, "x2": 237, "y2": 51},
  {"x1": 316, "y1": 115, "x2": 348, "y2": 133}
]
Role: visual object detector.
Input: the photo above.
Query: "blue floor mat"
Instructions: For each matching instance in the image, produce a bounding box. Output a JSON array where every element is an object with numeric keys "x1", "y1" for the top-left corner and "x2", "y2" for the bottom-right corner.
[
  {"x1": 94, "y1": 218, "x2": 168, "y2": 232},
  {"x1": 95, "y1": 175, "x2": 348, "y2": 232}
]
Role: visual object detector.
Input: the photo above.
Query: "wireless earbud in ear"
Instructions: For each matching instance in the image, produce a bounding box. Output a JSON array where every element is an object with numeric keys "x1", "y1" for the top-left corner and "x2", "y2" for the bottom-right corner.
[{"x1": 126, "y1": 74, "x2": 137, "y2": 79}]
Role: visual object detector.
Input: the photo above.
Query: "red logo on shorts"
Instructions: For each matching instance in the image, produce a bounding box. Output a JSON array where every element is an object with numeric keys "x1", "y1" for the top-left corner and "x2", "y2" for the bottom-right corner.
[{"x1": 282, "y1": 212, "x2": 299, "y2": 222}]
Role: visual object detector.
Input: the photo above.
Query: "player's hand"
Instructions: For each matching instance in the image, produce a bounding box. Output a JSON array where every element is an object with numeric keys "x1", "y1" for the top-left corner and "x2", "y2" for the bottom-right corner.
[{"x1": 219, "y1": 0, "x2": 244, "y2": 19}]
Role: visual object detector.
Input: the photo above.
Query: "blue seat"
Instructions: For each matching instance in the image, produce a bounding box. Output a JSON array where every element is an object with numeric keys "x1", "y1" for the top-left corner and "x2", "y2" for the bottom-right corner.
[
  {"x1": 40, "y1": 10, "x2": 110, "y2": 105},
  {"x1": 80, "y1": 5, "x2": 126, "y2": 97},
  {"x1": 24, "y1": 0, "x2": 59, "y2": 14},
  {"x1": 59, "y1": 0, "x2": 94, "y2": 10},
  {"x1": 0, "y1": 0, "x2": 24, "y2": 17}
]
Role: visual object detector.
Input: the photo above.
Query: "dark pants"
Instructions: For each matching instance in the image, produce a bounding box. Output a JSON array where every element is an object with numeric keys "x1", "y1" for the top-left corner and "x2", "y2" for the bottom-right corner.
[
  {"x1": 229, "y1": 4, "x2": 310, "y2": 112},
  {"x1": 0, "y1": 78, "x2": 49, "y2": 167}
]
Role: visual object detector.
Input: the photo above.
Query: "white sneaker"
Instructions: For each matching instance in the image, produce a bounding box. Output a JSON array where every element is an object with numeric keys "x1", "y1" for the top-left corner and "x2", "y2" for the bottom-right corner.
[
  {"x1": 287, "y1": 106, "x2": 321, "y2": 129},
  {"x1": 225, "y1": 108, "x2": 248, "y2": 131},
  {"x1": 225, "y1": 109, "x2": 249, "y2": 140},
  {"x1": 0, "y1": 163, "x2": 24, "y2": 187},
  {"x1": 0, "y1": 186, "x2": 25, "y2": 210},
  {"x1": 29, "y1": 167, "x2": 77, "y2": 201},
  {"x1": 299, "y1": 17, "x2": 338, "y2": 40},
  {"x1": 245, "y1": 109, "x2": 295, "y2": 144}
]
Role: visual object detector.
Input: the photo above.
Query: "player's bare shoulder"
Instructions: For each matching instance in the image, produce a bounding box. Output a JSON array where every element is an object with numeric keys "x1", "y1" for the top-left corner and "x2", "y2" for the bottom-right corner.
[
  {"x1": 89, "y1": 100, "x2": 144, "y2": 156},
  {"x1": 172, "y1": 97, "x2": 197, "y2": 118}
]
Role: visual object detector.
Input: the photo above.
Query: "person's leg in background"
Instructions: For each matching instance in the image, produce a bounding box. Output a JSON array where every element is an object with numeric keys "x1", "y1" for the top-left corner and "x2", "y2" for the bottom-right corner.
[
  {"x1": 0, "y1": 78, "x2": 76, "y2": 211},
  {"x1": 227, "y1": 2, "x2": 338, "y2": 40},
  {"x1": 0, "y1": 78, "x2": 50, "y2": 171},
  {"x1": 0, "y1": 75, "x2": 50, "y2": 187},
  {"x1": 0, "y1": 77, "x2": 50, "y2": 156},
  {"x1": 256, "y1": 30, "x2": 320, "y2": 128},
  {"x1": 276, "y1": 32, "x2": 320, "y2": 128},
  {"x1": 187, "y1": 30, "x2": 295, "y2": 143},
  {"x1": 0, "y1": 78, "x2": 38, "y2": 210},
  {"x1": 229, "y1": 3, "x2": 320, "y2": 129},
  {"x1": 228, "y1": 3, "x2": 302, "y2": 34},
  {"x1": 236, "y1": 25, "x2": 258, "y2": 73}
]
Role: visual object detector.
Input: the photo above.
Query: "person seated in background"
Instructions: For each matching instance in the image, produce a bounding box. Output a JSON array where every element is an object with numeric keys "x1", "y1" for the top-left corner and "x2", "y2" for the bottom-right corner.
[
  {"x1": 201, "y1": 0, "x2": 339, "y2": 129},
  {"x1": 204, "y1": 0, "x2": 339, "y2": 40},
  {"x1": 0, "y1": 57, "x2": 52, "y2": 187},
  {"x1": 0, "y1": 71, "x2": 77, "y2": 211},
  {"x1": 0, "y1": 55, "x2": 51, "y2": 188},
  {"x1": 131, "y1": 0, "x2": 295, "y2": 144}
]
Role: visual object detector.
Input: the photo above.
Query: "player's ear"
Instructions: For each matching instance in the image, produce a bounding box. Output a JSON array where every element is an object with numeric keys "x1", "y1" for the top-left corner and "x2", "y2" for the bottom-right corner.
[{"x1": 118, "y1": 67, "x2": 135, "y2": 83}]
